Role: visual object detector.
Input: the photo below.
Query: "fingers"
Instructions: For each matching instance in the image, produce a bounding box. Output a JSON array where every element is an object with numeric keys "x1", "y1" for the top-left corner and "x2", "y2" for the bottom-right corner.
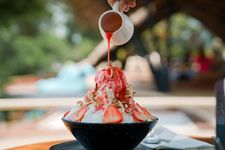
[
  {"x1": 108, "y1": 0, "x2": 136, "y2": 12},
  {"x1": 108, "y1": 0, "x2": 115, "y2": 7},
  {"x1": 122, "y1": 0, "x2": 136, "y2": 12},
  {"x1": 128, "y1": 1, "x2": 136, "y2": 8},
  {"x1": 119, "y1": 0, "x2": 126, "y2": 11},
  {"x1": 123, "y1": 5, "x2": 129, "y2": 12}
]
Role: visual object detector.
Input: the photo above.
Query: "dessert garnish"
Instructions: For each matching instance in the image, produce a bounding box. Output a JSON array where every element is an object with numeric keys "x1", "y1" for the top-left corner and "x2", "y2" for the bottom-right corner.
[{"x1": 64, "y1": 66, "x2": 155, "y2": 123}]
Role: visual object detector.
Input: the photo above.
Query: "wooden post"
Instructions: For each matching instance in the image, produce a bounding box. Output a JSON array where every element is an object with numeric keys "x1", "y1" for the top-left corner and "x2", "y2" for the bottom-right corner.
[
  {"x1": 131, "y1": 30, "x2": 149, "y2": 56},
  {"x1": 131, "y1": 29, "x2": 171, "y2": 92}
]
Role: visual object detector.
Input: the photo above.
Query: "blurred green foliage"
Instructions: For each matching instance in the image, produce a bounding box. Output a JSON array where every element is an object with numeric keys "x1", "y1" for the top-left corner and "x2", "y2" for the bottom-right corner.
[
  {"x1": 142, "y1": 13, "x2": 214, "y2": 60},
  {"x1": 0, "y1": 0, "x2": 100, "y2": 95}
]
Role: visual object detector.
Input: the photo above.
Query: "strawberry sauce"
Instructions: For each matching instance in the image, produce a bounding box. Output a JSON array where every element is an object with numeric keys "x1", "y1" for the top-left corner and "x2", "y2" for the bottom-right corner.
[
  {"x1": 100, "y1": 31, "x2": 127, "y2": 101},
  {"x1": 106, "y1": 32, "x2": 113, "y2": 66},
  {"x1": 95, "y1": 67, "x2": 127, "y2": 102}
]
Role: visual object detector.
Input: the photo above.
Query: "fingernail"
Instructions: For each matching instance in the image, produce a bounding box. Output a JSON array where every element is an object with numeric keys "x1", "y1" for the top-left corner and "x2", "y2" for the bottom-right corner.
[
  {"x1": 129, "y1": 1, "x2": 136, "y2": 8},
  {"x1": 123, "y1": 6, "x2": 129, "y2": 12}
]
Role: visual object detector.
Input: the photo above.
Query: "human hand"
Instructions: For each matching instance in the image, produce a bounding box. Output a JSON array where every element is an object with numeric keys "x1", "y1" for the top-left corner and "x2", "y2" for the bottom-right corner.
[{"x1": 107, "y1": 0, "x2": 136, "y2": 12}]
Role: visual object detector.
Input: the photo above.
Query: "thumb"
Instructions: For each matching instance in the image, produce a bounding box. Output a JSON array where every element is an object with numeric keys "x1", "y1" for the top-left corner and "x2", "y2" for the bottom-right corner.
[
  {"x1": 108, "y1": 0, "x2": 116, "y2": 7},
  {"x1": 108, "y1": 0, "x2": 124, "y2": 12}
]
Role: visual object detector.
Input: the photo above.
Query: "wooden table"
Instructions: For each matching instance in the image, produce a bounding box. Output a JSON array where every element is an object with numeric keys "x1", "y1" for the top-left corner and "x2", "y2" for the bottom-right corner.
[
  {"x1": 9, "y1": 137, "x2": 214, "y2": 150},
  {"x1": 8, "y1": 140, "x2": 66, "y2": 150}
]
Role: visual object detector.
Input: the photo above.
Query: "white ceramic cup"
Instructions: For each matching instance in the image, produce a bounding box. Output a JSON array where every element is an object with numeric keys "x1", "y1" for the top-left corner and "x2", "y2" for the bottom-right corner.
[{"x1": 98, "y1": 1, "x2": 134, "y2": 46}]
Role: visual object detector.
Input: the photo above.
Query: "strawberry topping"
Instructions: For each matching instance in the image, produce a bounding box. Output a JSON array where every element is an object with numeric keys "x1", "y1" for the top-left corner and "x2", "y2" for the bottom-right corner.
[
  {"x1": 95, "y1": 66, "x2": 127, "y2": 102},
  {"x1": 70, "y1": 105, "x2": 88, "y2": 122},
  {"x1": 131, "y1": 103, "x2": 152, "y2": 122},
  {"x1": 96, "y1": 104, "x2": 104, "y2": 111},
  {"x1": 132, "y1": 109, "x2": 150, "y2": 122},
  {"x1": 138, "y1": 104, "x2": 152, "y2": 117},
  {"x1": 63, "y1": 111, "x2": 69, "y2": 118},
  {"x1": 103, "y1": 105, "x2": 123, "y2": 123}
]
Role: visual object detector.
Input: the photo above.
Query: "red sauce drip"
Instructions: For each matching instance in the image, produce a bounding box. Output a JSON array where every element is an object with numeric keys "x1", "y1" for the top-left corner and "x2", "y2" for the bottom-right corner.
[
  {"x1": 95, "y1": 21, "x2": 128, "y2": 103},
  {"x1": 95, "y1": 67, "x2": 127, "y2": 102},
  {"x1": 105, "y1": 32, "x2": 113, "y2": 66}
]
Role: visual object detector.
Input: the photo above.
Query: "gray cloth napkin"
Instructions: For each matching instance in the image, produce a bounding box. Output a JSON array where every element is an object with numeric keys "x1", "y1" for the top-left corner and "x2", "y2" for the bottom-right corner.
[{"x1": 141, "y1": 125, "x2": 214, "y2": 150}]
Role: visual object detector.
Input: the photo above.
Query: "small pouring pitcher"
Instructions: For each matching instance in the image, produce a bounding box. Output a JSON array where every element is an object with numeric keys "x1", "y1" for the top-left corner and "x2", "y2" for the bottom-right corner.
[{"x1": 98, "y1": 1, "x2": 134, "y2": 46}]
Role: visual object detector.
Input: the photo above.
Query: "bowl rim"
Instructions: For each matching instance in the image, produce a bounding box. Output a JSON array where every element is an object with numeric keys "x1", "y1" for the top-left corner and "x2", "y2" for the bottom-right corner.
[{"x1": 62, "y1": 116, "x2": 158, "y2": 125}]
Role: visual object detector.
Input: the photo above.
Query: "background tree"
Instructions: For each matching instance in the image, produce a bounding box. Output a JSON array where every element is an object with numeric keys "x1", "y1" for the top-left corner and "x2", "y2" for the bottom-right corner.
[{"x1": 0, "y1": 0, "x2": 100, "y2": 96}]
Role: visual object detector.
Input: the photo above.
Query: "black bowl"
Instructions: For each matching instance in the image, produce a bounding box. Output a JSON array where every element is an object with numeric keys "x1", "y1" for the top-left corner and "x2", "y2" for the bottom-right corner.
[{"x1": 62, "y1": 118, "x2": 158, "y2": 150}]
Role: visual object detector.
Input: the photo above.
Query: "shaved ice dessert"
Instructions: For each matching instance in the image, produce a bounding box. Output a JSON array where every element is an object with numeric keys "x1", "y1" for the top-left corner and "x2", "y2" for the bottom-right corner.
[{"x1": 63, "y1": 66, "x2": 156, "y2": 123}]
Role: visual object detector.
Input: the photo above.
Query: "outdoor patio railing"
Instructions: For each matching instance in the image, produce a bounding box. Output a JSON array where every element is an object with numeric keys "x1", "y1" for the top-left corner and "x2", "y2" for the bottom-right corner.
[{"x1": 0, "y1": 97, "x2": 215, "y2": 111}]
